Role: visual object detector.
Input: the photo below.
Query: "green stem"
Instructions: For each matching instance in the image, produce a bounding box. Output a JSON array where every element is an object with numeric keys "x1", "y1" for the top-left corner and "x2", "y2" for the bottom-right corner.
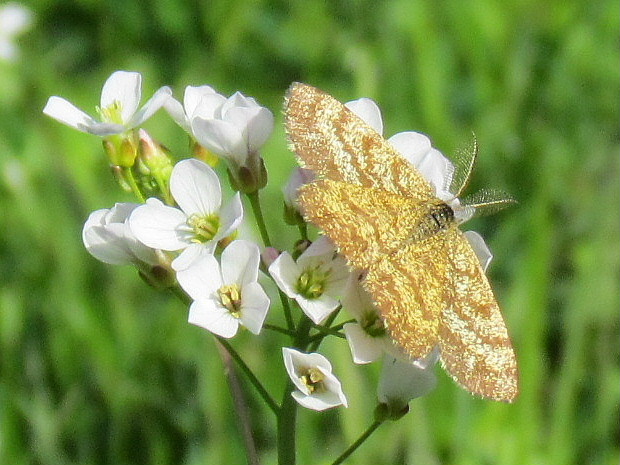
[
  {"x1": 306, "y1": 327, "x2": 346, "y2": 345},
  {"x1": 122, "y1": 167, "x2": 146, "y2": 203},
  {"x1": 277, "y1": 380, "x2": 298, "y2": 465},
  {"x1": 216, "y1": 337, "x2": 280, "y2": 415},
  {"x1": 247, "y1": 191, "x2": 295, "y2": 330},
  {"x1": 277, "y1": 316, "x2": 314, "y2": 465},
  {"x1": 330, "y1": 420, "x2": 383, "y2": 465},
  {"x1": 308, "y1": 306, "x2": 342, "y2": 351},
  {"x1": 263, "y1": 324, "x2": 297, "y2": 337},
  {"x1": 246, "y1": 191, "x2": 272, "y2": 247},
  {"x1": 171, "y1": 286, "x2": 279, "y2": 415}
]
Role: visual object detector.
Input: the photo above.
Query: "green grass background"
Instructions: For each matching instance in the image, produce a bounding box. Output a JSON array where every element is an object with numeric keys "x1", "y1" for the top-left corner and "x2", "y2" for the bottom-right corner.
[{"x1": 0, "y1": 0, "x2": 618, "y2": 464}]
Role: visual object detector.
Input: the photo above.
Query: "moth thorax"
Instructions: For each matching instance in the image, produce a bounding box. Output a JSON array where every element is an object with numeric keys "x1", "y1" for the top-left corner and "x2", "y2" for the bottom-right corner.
[{"x1": 412, "y1": 202, "x2": 455, "y2": 241}]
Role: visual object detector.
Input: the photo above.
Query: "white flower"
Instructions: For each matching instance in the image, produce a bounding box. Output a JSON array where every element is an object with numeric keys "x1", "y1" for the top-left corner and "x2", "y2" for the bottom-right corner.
[
  {"x1": 175, "y1": 240, "x2": 270, "y2": 338},
  {"x1": 0, "y1": 3, "x2": 32, "y2": 62},
  {"x1": 377, "y1": 348, "x2": 440, "y2": 414},
  {"x1": 341, "y1": 272, "x2": 405, "y2": 364},
  {"x1": 346, "y1": 97, "x2": 472, "y2": 223},
  {"x1": 129, "y1": 159, "x2": 243, "y2": 264},
  {"x1": 268, "y1": 236, "x2": 349, "y2": 324},
  {"x1": 164, "y1": 85, "x2": 225, "y2": 135},
  {"x1": 190, "y1": 91, "x2": 274, "y2": 167},
  {"x1": 82, "y1": 202, "x2": 159, "y2": 267},
  {"x1": 43, "y1": 71, "x2": 171, "y2": 136},
  {"x1": 282, "y1": 348, "x2": 348, "y2": 411}
]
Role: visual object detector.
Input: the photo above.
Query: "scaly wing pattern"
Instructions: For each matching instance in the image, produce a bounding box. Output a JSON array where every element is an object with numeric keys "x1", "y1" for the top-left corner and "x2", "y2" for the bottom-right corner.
[
  {"x1": 363, "y1": 234, "x2": 454, "y2": 358},
  {"x1": 285, "y1": 82, "x2": 435, "y2": 201},
  {"x1": 439, "y1": 229, "x2": 518, "y2": 402},
  {"x1": 299, "y1": 179, "x2": 428, "y2": 269}
]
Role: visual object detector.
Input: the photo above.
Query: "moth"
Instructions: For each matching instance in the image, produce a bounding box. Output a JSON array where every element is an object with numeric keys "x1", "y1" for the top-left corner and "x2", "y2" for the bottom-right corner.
[{"x1": 285, "y1": 82, "x2": 518, "y2": 402}]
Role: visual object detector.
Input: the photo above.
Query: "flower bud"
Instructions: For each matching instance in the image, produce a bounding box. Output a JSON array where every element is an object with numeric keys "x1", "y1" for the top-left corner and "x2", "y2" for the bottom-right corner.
[{"x1": 138, "y1": 129, "x2": 173, "y2": 180}]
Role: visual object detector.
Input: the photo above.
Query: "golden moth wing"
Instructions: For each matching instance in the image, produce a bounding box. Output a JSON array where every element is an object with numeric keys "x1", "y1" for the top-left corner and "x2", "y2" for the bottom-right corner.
[
  {"x1": 299, "y1": 179, "x2": 427, "y2": 269},
  {"x1": 439, "y1": 229, "x2": 519, "y2": 402},
  {"x1": 285, "y1": 82, "x2": 435, "y2": 201},
  {"x1": 363, "y1": 236, "x2": 453, "y2": 358}
]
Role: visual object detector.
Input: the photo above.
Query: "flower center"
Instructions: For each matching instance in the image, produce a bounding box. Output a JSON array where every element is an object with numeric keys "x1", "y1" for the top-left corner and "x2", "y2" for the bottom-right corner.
[
  {"x1": 97, "y1": 100, "x2": 124, "y2": 125},
  {"x1": 296, "y1": 266, "x2": 330, "y2": 299},
  {"x1": 360, "y1": 311, "x2": 387, "y2": 338},
  {"x1": 188, "y1": 213, "x2": 220, "y2": 243},
  {"x1": 218, "y1": 284, "x2": 242, "y2": 318},
  {"x1": 300, "y1": 367, "x2": 325, "y2": 394}
]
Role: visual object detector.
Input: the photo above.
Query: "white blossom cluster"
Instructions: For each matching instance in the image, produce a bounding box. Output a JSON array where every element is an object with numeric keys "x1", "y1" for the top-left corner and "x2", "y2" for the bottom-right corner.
[{"x1": 44, "y1": 71, "x2": 495, "y2": 412}]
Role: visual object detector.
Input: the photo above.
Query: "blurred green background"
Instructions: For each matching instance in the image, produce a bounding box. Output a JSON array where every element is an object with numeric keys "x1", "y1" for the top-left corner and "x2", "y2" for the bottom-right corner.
[{"x1": 0, "y1": 0, "x2": 618, "y2": 464}]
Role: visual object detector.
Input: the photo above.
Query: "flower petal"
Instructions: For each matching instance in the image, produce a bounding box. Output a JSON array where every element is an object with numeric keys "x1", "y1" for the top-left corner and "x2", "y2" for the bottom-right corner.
[
  {"x1": 282, "y1": 348, "x2": 334, "y2": 393},
  {"x1": 389, "y1": 131, "x2": 454, "y2": 195},
  {"x1": 296, "y1": 235, "x2": 336, "y2": 267},
  {"x1": 163, "y1": 95, "x2": 190, "y2": 132},
  {"x1": 216, "y1": 193, "x2": 243, "y2": 240},
  {"x1": 188, "y1": 300, "x2": 239, "y2": 338},
  {"x1": 221, "y1": 240, "x2": 260, "y2": 286},
  {"x1": 43, "y1": 96, "x2": 98, "y2": 133},
  {"x1": 297, "y1": 294, "x2": 340, "y2": 325},
  {"x1": 388, "y1": 131, "x2": 431, "y2": 165},
  {"x1": 464, "y1": 230, "x2": 493, "y2": 272},
  {"x1": 192, "y1": 93, "x2": 227, "y2": 120},
  {"x1": 82, "y1": 220, "x2": 134, "y2": 265},
  {"x1": 184, "y1": 85, "x2": 218, "y2": 117},
  {"x1": 268, "y1": 252, "x2": 300, "y2": 298},
  {"x1": 129, "y1": 198, "x2": 191, "y2": 250},
  {"x1": 246, "y1": 107, "x2": 274, "y2": 152},
  {"x1": 176, "y1": 253, "x2": 222, "y2": 301},
  {"x1": 171, "y1": 243, "x2": 213, "y2": 271},
  {"x1": 346, "y1": 98, "x2": 383, "y2": 134},
  {"x1": 343, "y1": 323, "x2": 384, "y2": 364},
  {"x1": 225, "y1": 105, "x2": 273, "y2": 152},
  {"x1": 239, "y1": 282, "x2": 270, "y2": 334},
  {"x1": 378, "y1": 355, "x2": 437, "y2": 407},
  {"x1": 170, "y1": 159, "x2": 222, "y2": 217},
  {"x1": 191, "y1": 117, "x2": 248, "y2": 164},
  {"x1": 292, "y1": 387, "x2": 346, "y2": 411},
  {"x1": 100, "y1": 71, "x2": 142, "y2": 123},
  {"x1": 128, "y1": 86, "x2": 173, "y2": 128}
]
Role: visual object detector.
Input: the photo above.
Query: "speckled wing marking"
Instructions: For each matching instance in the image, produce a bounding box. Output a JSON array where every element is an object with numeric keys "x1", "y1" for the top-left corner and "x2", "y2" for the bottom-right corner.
[
  {"x1": 363, "y1": 235, "x2": 452, "y2": 357},
  {"x1": 439, "y1": 229, "x2": 518, "y2": 401},
  {"x1": 285, "y1": 82, "x2": 435, "y2": 201},
  {"x1": 299, "y1": 179, "x2": 429, "y2": 268}
]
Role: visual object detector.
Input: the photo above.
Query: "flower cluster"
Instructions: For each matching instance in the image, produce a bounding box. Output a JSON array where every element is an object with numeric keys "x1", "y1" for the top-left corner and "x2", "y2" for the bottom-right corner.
[{"x1": 44, "y1": 71, "x2": 497, "y2": 420}]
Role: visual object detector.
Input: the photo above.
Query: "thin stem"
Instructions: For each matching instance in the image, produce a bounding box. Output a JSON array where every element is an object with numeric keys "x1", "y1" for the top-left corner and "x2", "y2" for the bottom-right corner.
[
  {"x1": 263, "y1": 324, "x2": 297, "y2": 337},
  {"x1": 330, "y1": 420, "x2": 384, "y2": 465},
  {"x1": 306, "y1": 327, "x2": 346, "y2": 344},
  {"x1": 246, "y1": 191, "x2": 272, "y2": 247},
  {"x1": 276, "y1": 316, "x2": 314, "y2": 465},
  {"x1": 308, "y1": 306, "x2": 342, "y2": 352},
  {"x1": 171, "y1": 286, "x2": 279, "y2": 415},
  {"x1": 217, "y1": 337, "x2": 280, "y2": 415},
  {"x1": 215, "y1": 340, "x2": 261, "y2": 465},
  {"x1": 248, "y1": 191, "x2": 296, "y2": 330}
]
